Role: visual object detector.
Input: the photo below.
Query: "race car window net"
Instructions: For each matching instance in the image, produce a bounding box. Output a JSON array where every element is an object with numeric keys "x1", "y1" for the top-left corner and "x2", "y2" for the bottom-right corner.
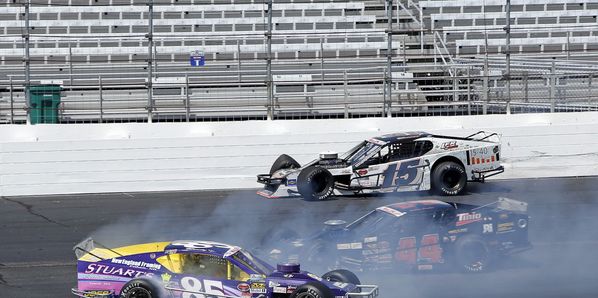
[
  {"x1": 235, "y1": 250, "x2": 273, "y2": 276},
  {"x1": 348, "y1": 142, "x2": 382, "y2": 167}
]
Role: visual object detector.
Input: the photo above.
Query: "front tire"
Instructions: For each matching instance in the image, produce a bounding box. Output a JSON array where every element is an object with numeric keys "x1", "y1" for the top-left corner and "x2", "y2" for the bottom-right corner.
[
  {"x1": 270, "y1": 154, "x2": 301, "y2": 175},
  {"x1": 297, "y1": 166, "x2": 334, "y2": 201},
  {"x1": 290, "y1": 281, "x2": 334, "y2": 298},
  {"x1": 432, "y1": 161, "x2": 467, "y2": 195},
  {"x1": 120, "y1": 279, "x2": 160, "y2": 298},
  {"x1": 322, "y1": 269, "x2": 360, "y2": 285},
  {"x1": 454, "y1": 235, "x2": 492, "y2": 273}
]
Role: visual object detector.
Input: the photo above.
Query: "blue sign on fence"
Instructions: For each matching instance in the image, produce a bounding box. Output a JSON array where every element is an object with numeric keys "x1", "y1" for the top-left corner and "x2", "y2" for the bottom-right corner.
[{"x1": 190, "y1": 50, "x2": 205, "y2": 66}]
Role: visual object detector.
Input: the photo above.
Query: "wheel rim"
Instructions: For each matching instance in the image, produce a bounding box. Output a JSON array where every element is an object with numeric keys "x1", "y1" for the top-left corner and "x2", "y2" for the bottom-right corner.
[
  {"x1": 442, "y1": 168, "x2": 462, "y2": 189},
  {"x1": 462, "y1": 242, "x2": 488, "y2": 271},
  {"x1": 129, "y1": 287, "x2": 152, "y2": 298},
  {"x1": 312, "y1": 172, "x2": 328, "y2": 193},
  {"x1": 296, "y1": 292, "x2": 317, "y2": 298}
]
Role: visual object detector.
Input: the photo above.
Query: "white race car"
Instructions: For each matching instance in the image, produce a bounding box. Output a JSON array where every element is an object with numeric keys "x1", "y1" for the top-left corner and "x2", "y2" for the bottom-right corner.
[{"x1": 257, "y1": 131, "x2": 503, "y2": 200}]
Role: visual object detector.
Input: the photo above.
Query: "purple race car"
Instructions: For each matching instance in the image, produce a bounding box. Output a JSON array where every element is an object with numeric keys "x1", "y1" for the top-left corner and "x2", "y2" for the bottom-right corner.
[{"x1": 71, "y1": 238, "x2": 378, "y2": 298}]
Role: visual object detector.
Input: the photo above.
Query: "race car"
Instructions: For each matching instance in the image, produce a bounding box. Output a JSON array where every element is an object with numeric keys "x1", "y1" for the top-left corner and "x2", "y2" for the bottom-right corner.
[
  {"x1": 257, "y1": 131, "x2": 503, "y2": 200},
  {"x1": 71, "y1": 239, "x2": 378, "y2": 298},
  {"x1": 268, "y1": 198, "x2": 531, "y2": 273}
]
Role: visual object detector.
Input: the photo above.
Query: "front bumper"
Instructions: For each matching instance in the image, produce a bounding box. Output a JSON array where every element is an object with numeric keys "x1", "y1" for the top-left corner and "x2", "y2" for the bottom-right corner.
[
  {"x1": 348, "y1": 285, "x2": 379, "y2": 298},
  {"x1": 257, "y1": 173, "x2": 284, "y2": 185},
  {"x1": 71, "y1": 289, "x2": 114, "y2": 298}
]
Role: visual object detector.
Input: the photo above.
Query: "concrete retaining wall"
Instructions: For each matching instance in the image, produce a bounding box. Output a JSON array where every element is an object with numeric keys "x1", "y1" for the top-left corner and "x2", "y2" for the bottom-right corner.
[{"x1": 1, "y1": 112, "x2": 597, "y2": 196}]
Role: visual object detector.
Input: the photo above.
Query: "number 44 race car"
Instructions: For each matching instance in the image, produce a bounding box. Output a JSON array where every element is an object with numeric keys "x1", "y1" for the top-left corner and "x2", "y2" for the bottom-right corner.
[
  {"x1": 257, "y1": 131, "x2": 504, "y2": 200},
  {"x1": 71, "y1": 239, "x2": 378, "y2": 298}
]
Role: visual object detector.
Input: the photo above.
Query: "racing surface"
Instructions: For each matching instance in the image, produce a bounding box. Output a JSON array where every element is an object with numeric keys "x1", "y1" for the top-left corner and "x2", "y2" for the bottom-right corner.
[{"x1": 1, "y1": 177, "x2": 598, "y2": 298}]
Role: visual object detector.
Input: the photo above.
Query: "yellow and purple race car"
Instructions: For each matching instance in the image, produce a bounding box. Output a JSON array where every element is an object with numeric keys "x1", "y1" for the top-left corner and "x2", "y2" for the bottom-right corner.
[{"x1": 71, "y1": 239, "x2": 378, "y2": 298}]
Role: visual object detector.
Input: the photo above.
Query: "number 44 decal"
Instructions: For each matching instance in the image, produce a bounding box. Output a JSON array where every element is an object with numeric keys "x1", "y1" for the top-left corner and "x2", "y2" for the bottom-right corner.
[{"x1": 381, "y1": 159, "x2": 428, "y2": 188}]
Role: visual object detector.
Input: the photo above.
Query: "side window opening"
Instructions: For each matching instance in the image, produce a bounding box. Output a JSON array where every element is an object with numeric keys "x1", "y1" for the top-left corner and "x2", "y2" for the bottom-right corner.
[
  {"x1": 157, "y1": 253, "x2": 250, "y2": 281},
  {"x1": 389, "y1": 141, "x2": 433, "y2": 161}
]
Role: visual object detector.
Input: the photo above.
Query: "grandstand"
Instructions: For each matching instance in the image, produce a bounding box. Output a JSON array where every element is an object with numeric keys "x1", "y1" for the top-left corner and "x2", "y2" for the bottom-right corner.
[{"x1": 0, "y1": 0, "x2": 597, "y2": 123}]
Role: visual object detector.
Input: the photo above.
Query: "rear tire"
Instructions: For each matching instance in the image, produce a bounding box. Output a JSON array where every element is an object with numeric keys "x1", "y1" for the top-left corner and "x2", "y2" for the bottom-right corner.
[
  {"x1": 289, "y1": 281, "x2": 334, "y2": 298},
  {"x1": 297, "y1": 166, "x2": 334, "y2": 201},
  {"x1": 322, "y1": 269, "x2": 360, "y2": 285},
  {"x1": 454, "y1": 235, "x2": 492, "y2": 273},
  {"x1": 432, "y1": 161, "x2": 467, "y2": 196},
  {"x1": 270, "y1": 154, "x2": 301, "y2": 175},
  {"x1": 120, "y1": 279, "x2": 160, "y2": 298}
]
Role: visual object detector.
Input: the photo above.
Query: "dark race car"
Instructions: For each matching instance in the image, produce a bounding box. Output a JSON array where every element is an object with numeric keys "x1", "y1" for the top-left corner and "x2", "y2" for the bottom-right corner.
[
  {"x1": 71, "y1": 239, "x2": 378, "y2": 298},
  {"x1": 268, "y1": 198, "x2": 531, "y2": 273}
]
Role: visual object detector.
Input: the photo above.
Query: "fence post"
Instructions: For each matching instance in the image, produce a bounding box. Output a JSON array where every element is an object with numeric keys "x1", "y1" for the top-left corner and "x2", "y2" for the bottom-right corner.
[
  {"x1": 589, "y1": 74, "x2": 593, "y2": 109},
  {"x1": 523, "y1": 72, "x2": 528, "y2": 103},
  {"x1": 550, "y1": 61, "x2": 556, "y2": 113},
  {"x1": 237, "y1": 40, "x2": 242, "y2": 86},
  {"x1": 467, "y1": 66, "x2": 471, "y2": 115},
  {"x1": 320, "y1": 37, "x2": 324, "y2": 86},
  {"x1": 24, "y1": 0, "x2": 31, "y2": 125},
  {"x1": 185, "y1": 74, "x2": 190, "y2": 122},
  {"x1": 68, "y1": 42, "x2": 73, "y2": 86},
  {"x1": 9, "y1": 77, "x2": 14, "y2": 124},
  {"x1": 146, "y1": 0, "x2": 154, "y2": 123},
  {"x1": 386, "y1": 0, "x2": 393, "y2": 118},
  {"x1": 344, "y1": 70, "x2": 349, "y2": 119},
  {"x1": 266, "y1": 0, "x2": 273, "y2": 120},
  {"x1": 99, "y1": 75, "x2": 104, "y2": 123}
]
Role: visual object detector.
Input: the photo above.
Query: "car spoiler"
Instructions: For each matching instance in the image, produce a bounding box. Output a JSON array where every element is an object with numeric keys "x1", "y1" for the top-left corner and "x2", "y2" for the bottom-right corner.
[
  {"x1": 73, "y1": 237, "x2": 123, "y2": 260},
  {"x1": 472, "y1": 197, "x2": 528, "y2": 213},
  {"x1": 431, "y1": 131, "x2": 501, "y2": 143}
]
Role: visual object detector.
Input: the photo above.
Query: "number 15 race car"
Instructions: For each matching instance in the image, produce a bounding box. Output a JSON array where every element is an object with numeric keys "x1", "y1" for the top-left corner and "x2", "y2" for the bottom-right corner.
[
  {"x1": 71, "y1": 239, "x2": 378, "y2": 298},
  {"x1": 257, "y1": 131, "x2": 504, "y2": 200}
]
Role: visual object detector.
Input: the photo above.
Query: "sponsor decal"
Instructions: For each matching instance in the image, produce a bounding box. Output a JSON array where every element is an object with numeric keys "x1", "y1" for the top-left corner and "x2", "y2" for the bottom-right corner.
[
  {"x1": 376, "y1": 206, "x2": 405, "y2": 217},
  {"x1": 441, "y1": 141, "x2": 458, "y2": 150},
  {"x1": 483, "y1": 223, "x2": 494, "y2": 234},
  {"x1": 237, "y1": 283, "x2": 250, "y2": 293},
  {"x1": 357, "y1": 169, "x2": 368, "y2": 176},
  {"x1": 364, "y1": 236, "x2": 378, "y2": 243},
  {"x1": 252, "y1": 282, "x2": 267, "y2": 294},
  {"x1": 497, "y1": 222, "x2": 515, "y2": 233},
  {"x1": 84, "y1": 264, "x2": 147, "y2": 278},
  {"x1": 111, "y1": 258, "x2": 161, "y2": 270},
  {"x1": 417, "y1": 264, "x2": 433, "y2": 270},
  {"x1": 336, "y1": 242, "x2": 362, "y2": 250},
  {"x1": 499, "y1": 213, "x2": 509, "y2": 219},
  {"x1": 456, "y1": 212, "x2": 482, "y2": 226},
  {"x1": 286, "y1": 179, "x2": 297, "y2": 186},
  {"x1": 448, "y1": 228, "x2": 468, "y2": 234},
  {"x1": 307, "y1": 273, "x2": 322, "y2": 281},
  {"x1": 83, "y1": 290, "x2": 112, "y2": 297},
  {"x1": 273, "y1": 287, "x2": 287, "y2": 294},
  {"x1": 332, "y1": 282, "x2": 349, "y2": 288},
  {"x1": 161, "y1": 273, "x2": 172, "y2": 283},
  {"x1": 283, "y1": 274, "x2": 294, "y2": 278}
]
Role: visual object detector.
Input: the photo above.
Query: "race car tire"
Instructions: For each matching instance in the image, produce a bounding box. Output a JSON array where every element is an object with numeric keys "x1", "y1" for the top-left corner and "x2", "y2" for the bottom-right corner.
[
  {"x1": 270, "y1": 154, "x2": 301, "y2": 175},
  {"x1": 322, "y1": 269, "x2": 361, "y2": 285},
  {"x1": 297, "y1": 166, "x2": 334, "y2": 201},
  {"x1": 432, "y1": 161, "x2": 467, "y2": 196},
  {"x1": 454, "y1": 235, "x2": 492, "y2": 273},
  {"x1": 290, "y1": 281, "x2": 334, "y2": 298},
  {"x1": 120, "y1": 278, "x2": 161, "y2": 298}
]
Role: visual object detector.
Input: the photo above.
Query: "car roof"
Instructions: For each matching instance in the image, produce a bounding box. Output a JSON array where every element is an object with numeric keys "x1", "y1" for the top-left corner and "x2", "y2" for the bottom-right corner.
[
  {"x1": 379, "y1": 200, "x2": 453, "y2": 216},
  {"x1": 373, "y1": 131, "x2": 431, "y2": 143},
  {"x1": 165, "y1": 240, "x2": 242, "y2": 258}
]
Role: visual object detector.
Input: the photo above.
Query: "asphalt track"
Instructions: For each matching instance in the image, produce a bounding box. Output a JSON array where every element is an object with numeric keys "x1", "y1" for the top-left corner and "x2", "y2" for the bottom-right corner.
[{"x1": 1, "y1": 177, "x2": 598, "y2": 298}]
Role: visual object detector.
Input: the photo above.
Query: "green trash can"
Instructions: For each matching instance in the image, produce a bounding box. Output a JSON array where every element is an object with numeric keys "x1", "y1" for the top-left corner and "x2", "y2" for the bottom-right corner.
[{"x1": 28, "y1": 84, "x2": 61, "y2": 124}]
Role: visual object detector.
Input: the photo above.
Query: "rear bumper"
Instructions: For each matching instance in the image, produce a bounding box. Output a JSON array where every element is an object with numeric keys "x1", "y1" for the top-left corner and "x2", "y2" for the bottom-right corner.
[{"x1": 471, "y1": 165, "x2": 504, "y2": 182}]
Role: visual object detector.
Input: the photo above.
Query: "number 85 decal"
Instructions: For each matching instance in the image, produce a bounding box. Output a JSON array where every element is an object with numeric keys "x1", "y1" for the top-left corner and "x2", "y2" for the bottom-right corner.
[{"x1": 381, "y1": 159, "x2": 429, "y2": 188}]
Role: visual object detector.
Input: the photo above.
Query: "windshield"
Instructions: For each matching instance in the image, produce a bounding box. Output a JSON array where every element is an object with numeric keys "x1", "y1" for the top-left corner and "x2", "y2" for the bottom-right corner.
[
  {"x1": 346, "y1": 210, "x2": 396, "y2": 235},
  {"x1": 344, "y1": 141, "x2": 382, "y2": 165},
  {"x1": 234, "y1": 250, "x2": 273, "y2": 275}
]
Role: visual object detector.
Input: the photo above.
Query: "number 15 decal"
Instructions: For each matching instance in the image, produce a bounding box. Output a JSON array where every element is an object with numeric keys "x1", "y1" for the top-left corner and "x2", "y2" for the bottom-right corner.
[{"x1": 381, "y1": 159, "x2": 424, "y2": 188}]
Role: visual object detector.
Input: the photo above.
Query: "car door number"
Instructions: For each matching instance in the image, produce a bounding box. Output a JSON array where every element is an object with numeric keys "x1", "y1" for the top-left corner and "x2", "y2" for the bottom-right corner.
[
  {"x1": 395, "y1": 234, "x2": 442, "y2": 264},
  {"x1": 381, "y1": 159, "x2": 421, "y2": 188},
  {"x1": 180, "y1": 277, "x2": 226, "y2": 298}
]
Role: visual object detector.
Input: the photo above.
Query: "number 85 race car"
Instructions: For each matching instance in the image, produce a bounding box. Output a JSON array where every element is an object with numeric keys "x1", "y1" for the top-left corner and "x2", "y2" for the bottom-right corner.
[
  {"x1": 71, "y1": 239, "x2": 378, "y2": 298},
  {"x1": 257, "y1": 131, "x2": 504, "y2": 200}
]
